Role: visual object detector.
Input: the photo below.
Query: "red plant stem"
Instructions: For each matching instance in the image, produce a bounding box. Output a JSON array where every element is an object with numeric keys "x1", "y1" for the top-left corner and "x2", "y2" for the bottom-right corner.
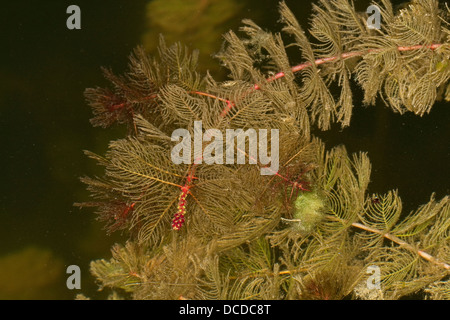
[
  {"x1": 116, "y1": 202, "x2": 136, "y2": 221},
  {"x1": 254, "y1": 44, "x2": 443, "y2": 90},
  {"x1": 107, "y1": 94, "x2": 158, "y2": 112},
  {"x1": 189, "y1": 90, "x2": 231, "y2": 105},
  {"x1": 107, "y1": 102, "x2": 128, "y2": 112},
  {"x1": 185, "y1": 44, "x2": 443, "y2": 115},
  {"x1": 189, "y1": 90, "x2": 236, "y2": 117}
]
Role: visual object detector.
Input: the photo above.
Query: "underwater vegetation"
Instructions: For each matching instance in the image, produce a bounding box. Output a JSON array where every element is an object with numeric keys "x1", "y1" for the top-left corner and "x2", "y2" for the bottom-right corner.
[{"x1": 77, "y1": 0, "x2": 449, "y2": 299}]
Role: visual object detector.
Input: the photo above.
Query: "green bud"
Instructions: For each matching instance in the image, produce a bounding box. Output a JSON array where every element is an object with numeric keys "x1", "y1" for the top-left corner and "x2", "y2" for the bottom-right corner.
[{"x1": 292, "y1": 192, "x2": 327, "y2": 234}]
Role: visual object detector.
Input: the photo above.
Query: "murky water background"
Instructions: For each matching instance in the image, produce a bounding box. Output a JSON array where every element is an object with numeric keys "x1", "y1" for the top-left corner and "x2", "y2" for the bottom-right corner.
[{"x1": 0, "y1": 0, "x2": 448, "y2": 299}]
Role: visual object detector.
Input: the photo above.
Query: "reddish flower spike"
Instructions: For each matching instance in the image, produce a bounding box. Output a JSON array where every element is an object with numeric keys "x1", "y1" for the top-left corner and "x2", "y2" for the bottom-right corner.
[{"x1": 172, "y1": 185, "x2": 190, "y2": 230}]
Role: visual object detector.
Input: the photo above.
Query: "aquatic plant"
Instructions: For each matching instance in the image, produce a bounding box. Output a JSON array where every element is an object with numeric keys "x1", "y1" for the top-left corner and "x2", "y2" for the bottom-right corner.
[{"x1": 77, "y1": 0, "x2": 449, "y2": 299}]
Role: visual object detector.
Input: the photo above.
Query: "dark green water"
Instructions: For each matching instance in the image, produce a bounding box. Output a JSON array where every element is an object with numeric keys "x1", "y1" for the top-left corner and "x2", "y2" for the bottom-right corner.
[{"x1": 0, "y1": 0, "x2": 448, "y2": 299}]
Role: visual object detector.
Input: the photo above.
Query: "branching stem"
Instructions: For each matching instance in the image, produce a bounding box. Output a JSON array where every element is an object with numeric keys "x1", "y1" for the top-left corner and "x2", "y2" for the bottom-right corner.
[
  {"x1": 189, "y1": 44, "x2": 443, "y2": 115},
  {"x1": 350, "y1": 221, "x2": 450, "y2": 270}
]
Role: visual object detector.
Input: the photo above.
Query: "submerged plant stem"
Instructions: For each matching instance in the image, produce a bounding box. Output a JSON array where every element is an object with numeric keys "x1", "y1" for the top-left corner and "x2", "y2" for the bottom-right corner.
[
  {"x1": 187, "y1": 44, "x2": 444, "y2": 115},
  {"x1": 350, "y1": 221, "x2": 450, "y2": 271}
]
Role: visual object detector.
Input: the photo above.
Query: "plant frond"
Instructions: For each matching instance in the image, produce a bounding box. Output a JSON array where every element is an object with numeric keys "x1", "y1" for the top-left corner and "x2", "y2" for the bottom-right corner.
[
  {"x1": 359, "y1": 190, "x2": 403, "y2": 234},
  {"x1": 425, "y1": 280, "x2": 450, "y2": 300},
  {"x1": 80, "y1": 0, "x2": 450, "y2": 300}
]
